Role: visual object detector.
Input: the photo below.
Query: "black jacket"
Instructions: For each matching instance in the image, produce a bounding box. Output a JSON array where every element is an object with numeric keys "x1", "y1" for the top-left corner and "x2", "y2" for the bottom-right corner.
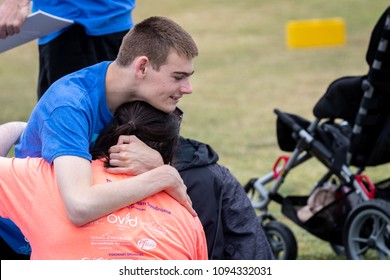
[{"x1": 173, "y1": 137, "x2": 274, "y2": 260}]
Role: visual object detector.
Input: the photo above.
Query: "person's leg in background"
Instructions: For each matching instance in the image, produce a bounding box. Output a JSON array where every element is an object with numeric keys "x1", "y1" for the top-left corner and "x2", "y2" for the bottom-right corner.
[{"x1": 37, "y1": 24, "x2": 128, "y2": 99}]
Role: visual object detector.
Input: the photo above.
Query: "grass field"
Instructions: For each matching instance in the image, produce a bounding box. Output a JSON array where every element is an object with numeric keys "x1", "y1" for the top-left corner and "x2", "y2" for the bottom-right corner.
[{"x1": 0, "y1": 0, "x2": 389, "y2": 259}]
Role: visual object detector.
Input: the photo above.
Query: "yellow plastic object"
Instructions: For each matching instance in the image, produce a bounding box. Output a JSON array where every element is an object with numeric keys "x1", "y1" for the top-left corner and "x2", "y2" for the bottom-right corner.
[{"x1": 286, "y1": 18, "x2": 346, "y2": 48}]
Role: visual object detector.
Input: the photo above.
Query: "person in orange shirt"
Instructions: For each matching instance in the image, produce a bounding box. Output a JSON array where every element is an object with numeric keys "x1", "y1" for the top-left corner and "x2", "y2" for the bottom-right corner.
[{"x1": 0, "y1": 101, "x2": 207, "y2": 260}]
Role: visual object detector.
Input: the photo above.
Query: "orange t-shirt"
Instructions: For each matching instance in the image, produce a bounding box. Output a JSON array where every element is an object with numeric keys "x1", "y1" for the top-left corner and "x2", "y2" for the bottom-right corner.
[{"x1": 0, "y1": 157, "x2": 207, "y2": 260}]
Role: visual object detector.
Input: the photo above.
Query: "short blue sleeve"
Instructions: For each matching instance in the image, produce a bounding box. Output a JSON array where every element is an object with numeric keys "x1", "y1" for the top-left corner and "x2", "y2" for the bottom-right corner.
[{"x1": 41, "y1": 106, "x2": 92, "y2": 164}]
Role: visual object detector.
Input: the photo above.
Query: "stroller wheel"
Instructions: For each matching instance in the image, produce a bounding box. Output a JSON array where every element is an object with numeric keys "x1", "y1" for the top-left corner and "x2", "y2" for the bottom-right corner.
[
  {"x1": 264, "y1": 220, "x2": 297, "y2": 260},
  {"x1": 329, "y1": 242, "x2": 345, "y2": 256},
  {"x1": 343, "y1": 199, "x2": 390, "y2": 260}
]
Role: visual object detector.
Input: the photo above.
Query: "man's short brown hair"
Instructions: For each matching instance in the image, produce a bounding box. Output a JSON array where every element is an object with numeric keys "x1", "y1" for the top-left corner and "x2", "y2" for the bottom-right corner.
[{"x1": 117, "y1": 16, "x2": 199, "y2": 69}]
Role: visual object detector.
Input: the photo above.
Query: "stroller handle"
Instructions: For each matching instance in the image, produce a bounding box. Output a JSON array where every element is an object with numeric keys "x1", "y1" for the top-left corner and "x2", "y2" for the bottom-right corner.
[
  {"x1": 274, "y1": 108, "x2": 334, "y2": 166},
  {"x1": 274, "y1": 108, "x2": 302, "y2": 133}
]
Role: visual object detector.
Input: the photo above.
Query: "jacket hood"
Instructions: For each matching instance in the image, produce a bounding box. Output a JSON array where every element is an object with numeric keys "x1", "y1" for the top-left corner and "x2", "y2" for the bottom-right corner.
[{"x1": 172, "y1": 137, "x2": 219, "y2": 171}]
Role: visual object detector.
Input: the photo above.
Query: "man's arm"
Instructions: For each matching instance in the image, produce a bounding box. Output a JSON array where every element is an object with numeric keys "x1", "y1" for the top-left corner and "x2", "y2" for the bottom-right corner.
[
  {"x1": 0, "y1": 121, "x2": 27, "y2": 156},
  {"x1": 54, "y1": 155, "x2": 195, "y2": 226},
  {"x1": 0, "y1": 0, "x2": 30, "y2": 38}
]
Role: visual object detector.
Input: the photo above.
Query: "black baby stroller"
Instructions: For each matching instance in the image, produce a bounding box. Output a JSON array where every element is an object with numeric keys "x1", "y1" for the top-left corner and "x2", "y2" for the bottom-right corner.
[{"x1": 245, "y1": 7, "x2": 390, "y2": 260}]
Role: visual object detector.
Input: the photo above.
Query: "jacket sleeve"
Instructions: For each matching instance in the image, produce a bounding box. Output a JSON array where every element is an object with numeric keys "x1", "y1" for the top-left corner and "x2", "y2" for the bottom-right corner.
[{"x1": 217, "y1": 165, "x2": 275, "y2": 260}]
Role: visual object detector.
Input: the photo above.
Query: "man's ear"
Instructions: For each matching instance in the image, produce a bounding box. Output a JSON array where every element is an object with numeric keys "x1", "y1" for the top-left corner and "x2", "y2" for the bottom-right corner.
[{"x1": 135, "y1": 56, "x2": 149, "y2": 77}]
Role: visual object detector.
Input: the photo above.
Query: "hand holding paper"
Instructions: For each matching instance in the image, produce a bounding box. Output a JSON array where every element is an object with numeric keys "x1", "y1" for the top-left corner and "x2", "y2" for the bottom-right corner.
[{"x1": 0, "y1": 10, "x2": 74, "y2": 54}]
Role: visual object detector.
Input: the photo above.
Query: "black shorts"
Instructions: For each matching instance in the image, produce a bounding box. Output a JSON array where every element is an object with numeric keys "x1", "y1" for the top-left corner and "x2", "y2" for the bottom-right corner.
[{"x1": 37, "y1": 24, "x2": 128, "y2": 99}]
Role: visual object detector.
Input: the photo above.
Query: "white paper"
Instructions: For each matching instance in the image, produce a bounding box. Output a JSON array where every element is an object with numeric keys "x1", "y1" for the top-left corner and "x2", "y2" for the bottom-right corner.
[{"x1": 0, "y1": 10, "x2": 74, "y2": 54}]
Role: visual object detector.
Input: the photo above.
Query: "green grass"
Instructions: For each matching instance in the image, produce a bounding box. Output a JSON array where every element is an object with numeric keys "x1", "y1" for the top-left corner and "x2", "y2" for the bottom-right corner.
[{"x1": 0, "y1": 0, "x2": 389, "y2": 259}]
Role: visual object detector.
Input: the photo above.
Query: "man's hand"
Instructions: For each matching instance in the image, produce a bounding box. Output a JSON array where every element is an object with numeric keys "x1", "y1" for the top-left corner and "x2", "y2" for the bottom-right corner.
[
  {"x1": 106, "y1": 135, "x2": 164, "y2": 175},
  {"x1": 0, "y1": 0, "x2": 30, "y2": 39},
  {"x1": 151, "y1": 165, "x2": 197, "y2": 217},
  {"x1": 106, "y1": 136, "x2": 196, "y2": 216}
]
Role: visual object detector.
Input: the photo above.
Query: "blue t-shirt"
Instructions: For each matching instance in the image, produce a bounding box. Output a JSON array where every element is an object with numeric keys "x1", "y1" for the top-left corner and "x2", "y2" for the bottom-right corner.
[
  {"x1": 32, "y1": 0, "x2": 136, "y2": 44},
  {"x1": 15, "y1": 61, "x2": 113, "y2": 163}
]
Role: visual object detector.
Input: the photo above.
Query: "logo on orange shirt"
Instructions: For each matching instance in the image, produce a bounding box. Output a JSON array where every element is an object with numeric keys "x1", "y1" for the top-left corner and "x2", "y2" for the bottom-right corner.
[{"x1": 137, "y1": 238, "x2": 157, "y2": 250}]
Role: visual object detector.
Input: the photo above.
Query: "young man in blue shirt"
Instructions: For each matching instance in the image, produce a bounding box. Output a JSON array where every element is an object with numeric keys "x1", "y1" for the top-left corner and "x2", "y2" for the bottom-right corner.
[{"x1": 0, "y1": 16, "x2": 199, "y2": 258}]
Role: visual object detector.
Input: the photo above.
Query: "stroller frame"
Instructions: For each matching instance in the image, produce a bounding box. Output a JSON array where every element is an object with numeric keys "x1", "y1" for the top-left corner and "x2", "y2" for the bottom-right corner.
[
  {"x1": 245, "y1": 111, "x2": 390, "y2": 259},
  {"x1": 245, "y1": 6, "x2": 390, "y2": 260}
]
